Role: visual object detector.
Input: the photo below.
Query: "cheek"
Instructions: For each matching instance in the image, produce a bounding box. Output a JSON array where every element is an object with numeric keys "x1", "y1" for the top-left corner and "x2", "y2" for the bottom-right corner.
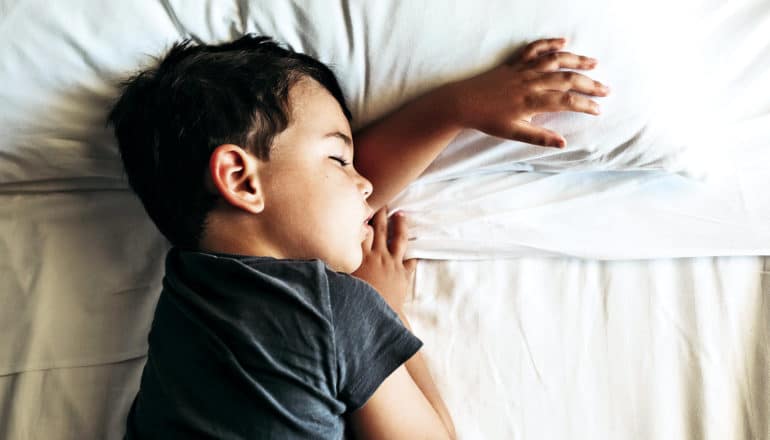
[
  {"x1": 272, "y1": 165, "x2": 357, "y2": 231},
  {"x1": 268, "y1": 164, "x2": 321, "y2": 204}
]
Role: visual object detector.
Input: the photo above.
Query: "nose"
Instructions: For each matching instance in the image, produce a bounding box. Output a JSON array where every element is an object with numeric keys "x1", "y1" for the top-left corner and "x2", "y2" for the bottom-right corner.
[{"x1": 357, "y1": 172, "x2": 373, "y2": 199}]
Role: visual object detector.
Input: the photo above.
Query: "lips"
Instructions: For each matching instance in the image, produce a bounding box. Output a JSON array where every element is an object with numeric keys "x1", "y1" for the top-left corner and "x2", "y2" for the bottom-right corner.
[{"x1": 362, "y1": 210, "x2": 375, "y2": 239}]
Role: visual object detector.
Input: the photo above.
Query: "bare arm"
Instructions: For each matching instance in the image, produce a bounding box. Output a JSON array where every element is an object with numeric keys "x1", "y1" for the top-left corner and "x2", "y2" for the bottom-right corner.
[
  {"x1": 353, "y1": 37, "x2": 609, "y2": 212},
  {"x1": 352, "y1": 85, "x2": 461, "y2": 213},
  {"x1": 346, "y1": 360, "x2": 453, "y2": 440},
  {"x1": 350, "y1": 210, "x2": 456, "y2": 439},
  {"x1": 346, "y1": 312, "x2": 456, "y2": 440},
  {"x1": 395, "y1": 309, "x2": 457, "y2": 439}
]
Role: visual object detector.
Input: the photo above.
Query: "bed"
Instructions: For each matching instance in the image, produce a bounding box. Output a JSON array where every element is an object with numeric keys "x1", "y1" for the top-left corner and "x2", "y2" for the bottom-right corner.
[{"x1": 1, "y1": 0, "x2": 768, "y2": 438}]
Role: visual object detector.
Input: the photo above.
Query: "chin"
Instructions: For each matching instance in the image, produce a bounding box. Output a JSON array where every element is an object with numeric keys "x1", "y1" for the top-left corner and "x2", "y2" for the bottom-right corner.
[
  {"x1": 340, "y1": 249, "x2": 364, "y2": 274},
  {"x1": 324, "y1": 247, "x2": 362, "y2": 274}
]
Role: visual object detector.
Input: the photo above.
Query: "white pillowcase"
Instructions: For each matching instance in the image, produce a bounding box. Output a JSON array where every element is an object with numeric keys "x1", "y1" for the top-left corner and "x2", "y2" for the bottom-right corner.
[
  {"x1": 0, "y1": 0, "x2": 749, "y2": 190},
  {"x1": 230, "y1": 0, "x2": 728, "y2": 181}
]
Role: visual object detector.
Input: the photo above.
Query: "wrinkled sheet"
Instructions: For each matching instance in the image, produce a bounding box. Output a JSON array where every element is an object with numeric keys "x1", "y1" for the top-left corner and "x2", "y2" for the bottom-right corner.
[
  {"x1": 395, "y1": 156, "x2": 770, "y2": 260},
  {"x1": 405, "y1": 256, "x2": 770, "y2": 439}
]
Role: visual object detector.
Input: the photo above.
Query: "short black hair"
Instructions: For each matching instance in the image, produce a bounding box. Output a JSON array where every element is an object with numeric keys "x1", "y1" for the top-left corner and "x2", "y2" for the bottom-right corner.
[{"x1": 107, "y1": 34, "x2": 352, "y2": 250}]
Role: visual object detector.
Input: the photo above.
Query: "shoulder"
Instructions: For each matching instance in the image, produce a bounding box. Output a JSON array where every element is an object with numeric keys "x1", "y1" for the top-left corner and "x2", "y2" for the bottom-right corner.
[
  {"x1": 325, "y1": 267, "x2": 377, "y2": 295},
  {"x1": 167, "y1": 248, "x2": 345, "y2": 322},
  {"x1": 324, "y1": 268, "x2": 388, "y2": 313},
  {"x1": 174, "y1": 247, "x2": 333, "y2": 288},
  {"x1": 324, "y1": 268, "x2": 404, "y2": 333}
]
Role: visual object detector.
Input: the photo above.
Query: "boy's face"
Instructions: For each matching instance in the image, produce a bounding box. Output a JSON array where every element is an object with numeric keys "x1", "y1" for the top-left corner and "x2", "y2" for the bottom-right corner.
[{"x1": 254, "y1": 77, "x2": 374, "y2": 273}]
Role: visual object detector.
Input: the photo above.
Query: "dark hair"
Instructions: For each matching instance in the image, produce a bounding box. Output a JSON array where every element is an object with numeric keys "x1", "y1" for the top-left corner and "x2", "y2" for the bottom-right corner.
[{"x1": 107, "y1": 34, "x2": 352, "y2": 250}]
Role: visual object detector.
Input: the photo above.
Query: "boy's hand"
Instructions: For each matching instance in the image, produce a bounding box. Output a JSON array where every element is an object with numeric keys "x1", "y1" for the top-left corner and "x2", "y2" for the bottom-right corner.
[
  {"x1": 351, "y1": 206, "x2": 417, "y2": 313},
  {"x1": 447, "y1": 37, "x2": 610, "y2": 148}
]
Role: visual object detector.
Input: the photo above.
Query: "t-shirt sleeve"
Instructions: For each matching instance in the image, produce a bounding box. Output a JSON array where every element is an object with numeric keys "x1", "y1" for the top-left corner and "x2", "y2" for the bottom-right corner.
[{"x1": 326, "y1": 271, "x2": 424, "y2": 412}]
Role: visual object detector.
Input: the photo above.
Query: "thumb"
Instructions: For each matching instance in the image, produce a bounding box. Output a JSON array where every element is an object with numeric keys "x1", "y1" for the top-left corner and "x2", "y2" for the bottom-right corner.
[{"x1": 510, "y1": 120, "x2": 566, "y2": 148}]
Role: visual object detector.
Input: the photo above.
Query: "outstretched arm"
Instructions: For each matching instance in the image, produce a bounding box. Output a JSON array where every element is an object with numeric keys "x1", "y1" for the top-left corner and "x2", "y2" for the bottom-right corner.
[
  {"x1": 352, "y1": 37, "x2": 610, "y2": 212},
  {"x1": 352, "y1": 86, "x2": 461, "y2": 213}
]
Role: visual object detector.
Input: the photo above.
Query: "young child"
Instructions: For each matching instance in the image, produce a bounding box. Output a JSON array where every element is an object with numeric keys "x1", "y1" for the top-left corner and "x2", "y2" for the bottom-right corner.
[{"x1": 108, "y1": 34, "x2": 608, "y2": 439}]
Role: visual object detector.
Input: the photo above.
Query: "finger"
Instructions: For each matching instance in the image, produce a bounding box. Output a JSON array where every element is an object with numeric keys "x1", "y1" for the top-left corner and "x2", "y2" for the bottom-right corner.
[
  {"x1": 404, "y1": 258, "x2": 417, "y2": 300},
  {"x1": 529, "y1": 51, "x2": 598, "y2": 72},
  {"x1": 404, "y1": 258, "x2": 418, "y2": 298},
  {"x1": 388, "y1": 211, "x2": 409, "y2": 259},
  {"x1": 531, "y1": 70, "x2": 609, "y2": 96},
  {"x1": 361, "y1": 218, "x2": 374, "y2": 251},
  {"x1": 509, "y1": 120, "x2": 566, "y2": 148},
  {"x1": 404, "y1": 258, "x2": 417, "y2": 275},
  {"x1": 371, "y1": 205, "x2": 389, "y2": 251},
  {"x1": 519, "y1": 38, "x2": 567, "y2": 62},
  {"x1": 537, "y1": 90, "x2": 601, "y2": 115}
]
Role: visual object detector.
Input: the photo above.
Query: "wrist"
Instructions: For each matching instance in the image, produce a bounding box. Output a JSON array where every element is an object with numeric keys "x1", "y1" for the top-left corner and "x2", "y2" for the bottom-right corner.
[{"x1": 432, "y1": 81, "x2": 466, "y2": 132}]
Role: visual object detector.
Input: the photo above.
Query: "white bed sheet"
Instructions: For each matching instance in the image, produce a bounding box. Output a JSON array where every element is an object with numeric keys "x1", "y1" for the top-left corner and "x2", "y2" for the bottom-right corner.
[
  {"x1": 2, "y1": 256, "x2": 767, "y2": 439},
  {"x1": 406, "y1": 256, "x2": 770, "y2": 439},
  {"x1": 394, "y1": 147, "x2": 770, "y2": 260},
  {"x1": 0, "y1": 191, "x2": 167, "y2": 375}
]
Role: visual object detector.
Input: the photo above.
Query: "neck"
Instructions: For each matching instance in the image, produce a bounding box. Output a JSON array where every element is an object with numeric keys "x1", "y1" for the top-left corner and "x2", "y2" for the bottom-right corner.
[{"x1": 197, "y1": 210, "x2": 283, "y2": 259}]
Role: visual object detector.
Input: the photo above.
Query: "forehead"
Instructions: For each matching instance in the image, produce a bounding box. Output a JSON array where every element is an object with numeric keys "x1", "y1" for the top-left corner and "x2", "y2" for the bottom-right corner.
[
  {"x1": 287, "y1": 77, "x2": 351, "y2": 135},
  {"x1": 266, "y1": 76, "x2": 353, "y2": 161}
]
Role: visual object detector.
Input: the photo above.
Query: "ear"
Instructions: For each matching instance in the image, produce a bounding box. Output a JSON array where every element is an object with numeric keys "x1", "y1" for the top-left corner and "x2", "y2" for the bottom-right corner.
[{"x1": 208, "y1": 144, "x2": 264, "y2": 214}]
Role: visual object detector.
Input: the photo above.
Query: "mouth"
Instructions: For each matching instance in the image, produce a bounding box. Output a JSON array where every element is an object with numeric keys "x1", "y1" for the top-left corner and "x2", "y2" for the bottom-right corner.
[{"x1": 361, "y1": 210, "x2": 375, "y2": 238}]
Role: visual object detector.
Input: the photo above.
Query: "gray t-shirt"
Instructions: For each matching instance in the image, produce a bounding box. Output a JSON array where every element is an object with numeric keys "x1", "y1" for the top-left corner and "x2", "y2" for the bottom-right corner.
[{"x1": 124, "y1": 247, "x2": 423, "y2": 439}]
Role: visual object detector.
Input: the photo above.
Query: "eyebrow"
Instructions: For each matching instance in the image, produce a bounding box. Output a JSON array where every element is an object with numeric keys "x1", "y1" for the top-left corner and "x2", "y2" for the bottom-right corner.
[{"x1": 323, "y1": 131, "x2": 353, "y2": 149}]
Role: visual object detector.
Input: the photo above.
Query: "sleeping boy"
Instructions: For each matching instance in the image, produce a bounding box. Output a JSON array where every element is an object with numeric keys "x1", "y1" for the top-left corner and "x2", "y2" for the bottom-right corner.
[{"x1": 107, "y1": 34, "x2": 608, "y2": 439}]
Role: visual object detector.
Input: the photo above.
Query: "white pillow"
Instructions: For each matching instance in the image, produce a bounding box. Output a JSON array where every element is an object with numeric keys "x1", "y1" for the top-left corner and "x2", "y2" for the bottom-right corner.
[
  {"x1": 229, "y1": 0, "x2": 727, "y2": 181},
  {"x1": 0, "y1": 0, "x2": 749, "y2": 190}
]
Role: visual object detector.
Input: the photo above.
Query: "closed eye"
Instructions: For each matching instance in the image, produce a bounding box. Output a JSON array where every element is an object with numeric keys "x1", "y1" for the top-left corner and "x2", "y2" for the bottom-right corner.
[{"x1": 330, "y1": 156, "x2": 351, "y2": 167}]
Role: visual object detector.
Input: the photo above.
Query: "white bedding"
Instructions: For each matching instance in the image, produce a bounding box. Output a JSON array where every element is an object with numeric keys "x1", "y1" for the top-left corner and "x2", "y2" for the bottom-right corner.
[
  {"x1": 1, "y1": 0, "x2": 769, "y2": 439},
  {"x1": 405, "y1": 256, "x2": 770, "y2": 439},
  {"x1": 395, "y1": 154, "x2": 770, "y2": 260},
  {"x1": 1, "y1": 0, "x2": 768, "y2": 257}
]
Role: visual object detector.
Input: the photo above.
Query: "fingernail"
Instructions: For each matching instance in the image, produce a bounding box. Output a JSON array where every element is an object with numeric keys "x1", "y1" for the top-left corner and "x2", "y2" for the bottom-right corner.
[{"x1": 396, "y1": 211, "x2": 405, "y2": 217}]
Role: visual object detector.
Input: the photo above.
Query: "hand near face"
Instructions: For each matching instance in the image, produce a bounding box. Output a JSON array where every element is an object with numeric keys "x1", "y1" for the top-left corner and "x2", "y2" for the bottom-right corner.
[
  {"x1": 351, "y1": 206, "x2": 416, "y2": 313},
  {"x1": 447, "y1": 37, "x2": 610, "y2": 148}
]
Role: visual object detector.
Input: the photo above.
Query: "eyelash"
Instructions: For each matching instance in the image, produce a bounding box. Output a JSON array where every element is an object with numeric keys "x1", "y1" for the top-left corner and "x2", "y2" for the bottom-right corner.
[{"x1": 330, "y1": 156, "x2": 351, "y2": 167}]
